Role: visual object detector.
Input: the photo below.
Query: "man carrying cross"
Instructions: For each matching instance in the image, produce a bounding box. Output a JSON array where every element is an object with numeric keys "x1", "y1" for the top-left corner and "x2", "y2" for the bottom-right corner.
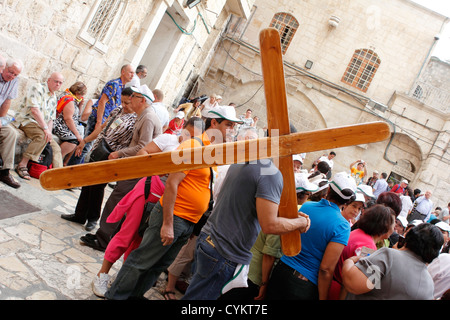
[
  {"x1": 182, "y1": 156, "x2": 311, "y2": 300},
  {"x1": 104, "y1": 106, "x2": 244, "y2": 300}
]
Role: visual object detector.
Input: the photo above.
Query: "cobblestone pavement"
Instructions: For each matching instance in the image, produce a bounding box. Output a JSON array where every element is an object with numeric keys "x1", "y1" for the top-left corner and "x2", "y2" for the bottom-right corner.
[{"x1": 0, "y1": 171, "x2": 181, "y2": 300}]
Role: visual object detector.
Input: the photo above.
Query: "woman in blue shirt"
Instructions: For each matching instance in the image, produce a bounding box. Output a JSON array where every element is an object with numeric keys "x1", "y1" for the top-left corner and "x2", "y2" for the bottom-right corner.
[{"x1": 266, "y1": 172, "x2": 357, "y2": 300}]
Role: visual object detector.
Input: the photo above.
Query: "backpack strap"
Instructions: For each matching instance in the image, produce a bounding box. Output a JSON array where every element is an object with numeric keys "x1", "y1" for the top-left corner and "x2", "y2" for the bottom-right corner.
[
  {"x1": 144, "y1": 176, "x2": 152, "y2": 201},
  {"x1": 191, "y1": 137, "x2": 214, "y2": 200}
]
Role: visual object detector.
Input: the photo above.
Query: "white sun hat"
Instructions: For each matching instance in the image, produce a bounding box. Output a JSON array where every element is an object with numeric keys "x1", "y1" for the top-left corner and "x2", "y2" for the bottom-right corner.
[
  {"x1": 130, "y1": 85, "x2": 155, "y2": 103},
  {"x1": 207, "y1": 105, "x2": 244, "y2": 123},
  {"x1": 329, "y1": 172, "x2": 357, "y2": 200},
  {"x1": 295, "y1": 172, "x2": 319, "y2": 193}
]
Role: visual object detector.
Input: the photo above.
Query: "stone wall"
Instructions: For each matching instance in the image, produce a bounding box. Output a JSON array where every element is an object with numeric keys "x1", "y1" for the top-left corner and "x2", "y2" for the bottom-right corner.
[{"x1": 0, "y1": 0, "x2": 156, "y2": 110}]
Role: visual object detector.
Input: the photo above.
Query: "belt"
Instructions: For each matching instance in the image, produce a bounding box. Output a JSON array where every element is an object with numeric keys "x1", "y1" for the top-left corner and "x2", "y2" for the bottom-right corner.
[{"x1": 282, "y1": 261, "x2": 309, "y2": 282}]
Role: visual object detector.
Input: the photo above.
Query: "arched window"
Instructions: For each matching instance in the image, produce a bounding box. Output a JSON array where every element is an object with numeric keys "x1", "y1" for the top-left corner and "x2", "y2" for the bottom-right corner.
[
  {"x1": 270, "y1": 13, "x2": 299, "y2": 54},
  {"x1": 78, "y1": 0, "x2": 126, "y2": 54},
  {"x1": 342, "y1": 49, "x2": 380, "y2": 92}
]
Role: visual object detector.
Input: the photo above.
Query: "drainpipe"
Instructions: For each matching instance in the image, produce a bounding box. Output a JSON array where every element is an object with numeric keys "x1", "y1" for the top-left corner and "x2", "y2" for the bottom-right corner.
[
  {"x1": 409, "y1": 17, "x2": 448, "y2": 94},
  {"x1": 239, "y1": 5, "x2": 257, "y2": 40}
]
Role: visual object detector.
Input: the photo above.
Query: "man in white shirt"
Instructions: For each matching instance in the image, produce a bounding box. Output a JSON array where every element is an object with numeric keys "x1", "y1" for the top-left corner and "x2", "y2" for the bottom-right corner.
[
  {"x1": 372, "y1": 172, "x2": 388, "y2": 199},
  {"x1": 428, "y1": 252, "x2": 450, "y2": 299},
  {"x1": 318, "y1": 151, "x2": 335, "y2": 179},
  {"x1": 409, "y1": 190, "x2": 434, "y2": 222},
  {"x1": 319, "y1": 151, "x2": 335, "y2": 170},
  {"x1": 151, "y1": 89, "x2": 169, "y2": 132},
  {"x1": 126, "y1": 65, "x2": 148, "y2": 88}
]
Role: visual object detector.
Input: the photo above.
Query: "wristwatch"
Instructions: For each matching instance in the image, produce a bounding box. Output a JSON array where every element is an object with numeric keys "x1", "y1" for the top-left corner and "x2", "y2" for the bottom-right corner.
[{"x1": 43, "y1": 125, "x2": 49, "y2": 130}]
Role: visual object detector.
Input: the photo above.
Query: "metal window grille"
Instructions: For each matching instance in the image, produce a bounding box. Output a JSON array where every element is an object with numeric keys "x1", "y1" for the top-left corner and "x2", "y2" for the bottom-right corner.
[
  {"x1": 87, "y1": 0, "x2": 122, "y2": 42},
  {"x1": 270, "y1": 13, "x2": 299, "y2": 54},
  {"x1": 342, "y1": 49, "x2": 380, "y2": 92},
  {"x1": 412, "y1": 85, "x2": 423, "y2": 99}
]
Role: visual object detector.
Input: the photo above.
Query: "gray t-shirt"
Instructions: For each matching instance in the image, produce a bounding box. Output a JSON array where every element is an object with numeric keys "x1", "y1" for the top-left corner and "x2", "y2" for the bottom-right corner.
[
  {"x1": 202, "y1": 160, "x2": 283, "y2": 265},
  {"x1": 346, "y1": 248, "x2": 434, "y2": 300}
]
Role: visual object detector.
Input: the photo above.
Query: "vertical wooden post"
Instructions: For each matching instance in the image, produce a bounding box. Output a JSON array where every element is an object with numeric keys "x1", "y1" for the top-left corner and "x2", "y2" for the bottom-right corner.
[{"x1": 260, "y1": 28, "x2": 301, "y2": 256}]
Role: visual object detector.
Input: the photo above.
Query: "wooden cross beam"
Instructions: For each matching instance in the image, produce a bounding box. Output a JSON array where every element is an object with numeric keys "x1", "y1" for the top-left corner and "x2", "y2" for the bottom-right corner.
[{"x1": 39, "y1": 28, "x2": 391, "y2": 256}]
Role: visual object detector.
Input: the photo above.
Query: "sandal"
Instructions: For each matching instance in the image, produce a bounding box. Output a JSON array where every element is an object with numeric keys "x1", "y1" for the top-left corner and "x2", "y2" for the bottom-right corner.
[
  {"x1": 16, "y1": 166, "x2": 31, "y2": 180},
  {"x1": 162, "y1": 291, "x2": 177, "y2": 300}
]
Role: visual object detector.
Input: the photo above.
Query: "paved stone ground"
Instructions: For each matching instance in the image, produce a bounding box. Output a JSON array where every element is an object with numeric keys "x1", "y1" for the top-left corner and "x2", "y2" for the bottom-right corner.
[{"x1": 0, "y1": 171, "x2": 181, "y2": 300}]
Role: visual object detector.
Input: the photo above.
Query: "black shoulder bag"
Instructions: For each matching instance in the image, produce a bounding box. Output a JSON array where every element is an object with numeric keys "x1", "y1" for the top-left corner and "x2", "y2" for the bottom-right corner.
[
  {"x1": 89, "y1": 113, "x2": 118, "y2": 162},
  {"x1": 138, "y1": 176, "x2": 155, "y2": 237}
]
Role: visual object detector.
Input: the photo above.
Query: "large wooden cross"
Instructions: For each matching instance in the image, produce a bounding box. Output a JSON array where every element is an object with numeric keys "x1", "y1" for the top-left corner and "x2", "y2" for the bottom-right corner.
[{"x1": 40, "y1": 29, "x2": 390, "y2": 256}]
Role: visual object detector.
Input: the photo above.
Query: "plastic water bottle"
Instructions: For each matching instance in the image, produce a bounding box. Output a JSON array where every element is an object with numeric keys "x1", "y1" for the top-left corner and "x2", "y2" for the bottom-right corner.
[{"x1": 0, "y1": 116, "x2": 14, "y2": 126}]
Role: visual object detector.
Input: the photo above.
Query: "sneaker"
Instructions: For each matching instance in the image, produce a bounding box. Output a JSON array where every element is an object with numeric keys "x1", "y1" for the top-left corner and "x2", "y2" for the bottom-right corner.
[{"x1": 92, "y1": 273, "x2": 111, "y2": 298}]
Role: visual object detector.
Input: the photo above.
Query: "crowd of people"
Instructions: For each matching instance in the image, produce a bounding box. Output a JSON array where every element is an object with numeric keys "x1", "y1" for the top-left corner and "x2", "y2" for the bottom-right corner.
[{"x1": 0, "y1": 53, "x2": 449, "y2": 301}]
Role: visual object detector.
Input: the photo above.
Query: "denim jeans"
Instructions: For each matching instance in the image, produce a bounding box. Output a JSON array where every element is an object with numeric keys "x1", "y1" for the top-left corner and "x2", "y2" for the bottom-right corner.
[
  {"x1": 104, "y1": 202, "x2": 194, "y2": 300},
  {"x1": 182, "y1": 232, "x2": 238, "y2": 300}
]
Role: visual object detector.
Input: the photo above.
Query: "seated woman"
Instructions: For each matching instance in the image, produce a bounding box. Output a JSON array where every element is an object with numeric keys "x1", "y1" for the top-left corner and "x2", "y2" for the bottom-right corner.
[
  {"x1": 342, "y1": 223, "x2": 443, "y2": 300},
  {"x1": 52, "y1": 82, "x2": 87, "y2": 165}
]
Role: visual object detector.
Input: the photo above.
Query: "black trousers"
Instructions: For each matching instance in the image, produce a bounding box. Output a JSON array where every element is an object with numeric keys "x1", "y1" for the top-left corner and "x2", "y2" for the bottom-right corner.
[
  {"x1": 74, "y1": 183, "x2": 107, "y2": 223},
  {"x1": 265, "y1": 261, "x2": 319, "y2": 300}
]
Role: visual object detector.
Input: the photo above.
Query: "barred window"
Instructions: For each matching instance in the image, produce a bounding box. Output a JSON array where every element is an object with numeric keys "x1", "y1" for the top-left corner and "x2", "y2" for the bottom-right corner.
[
  {"x1": 78, "y1": 0, "x2": 126, "y2": 54},
  {"x1": 342, "y1": 49, "x2": 380, "y2": 92},
  {"x1": 270, "y1": 13, "x2": 299, "y2": 54},
  {"x1": 412, "y1": 85, "x2": 423, "y2": 99},
  {"x1": 87, "y1": 0, "x2": 122, "y2": 42}
]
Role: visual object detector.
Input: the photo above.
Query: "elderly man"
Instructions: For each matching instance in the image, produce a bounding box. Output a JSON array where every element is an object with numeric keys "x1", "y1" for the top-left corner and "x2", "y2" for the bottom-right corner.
[
  {"x1": 70, "y1": 64, "x2": 135, "y2": 165},
  {"x1": 126, "y1": 65, "x2": 148, "y2": 88},
  {"x1": 14, "y1": 72, "x2": 64, "y2": 180},
  {"x1": 408, "y1": 190, "x2": 434, "y2": 223},
  {"x1": 367, "y1": 170, "x2": 379, "y2": 187},
  {"x1": 0, "y1": 57, "x2": 23, "y2": 188}
]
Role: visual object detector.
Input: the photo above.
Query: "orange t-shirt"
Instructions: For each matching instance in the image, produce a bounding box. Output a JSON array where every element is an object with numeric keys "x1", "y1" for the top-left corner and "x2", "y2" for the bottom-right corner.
[{"x1": 160, "y1": 132, "x2": 214, "y2": 224}]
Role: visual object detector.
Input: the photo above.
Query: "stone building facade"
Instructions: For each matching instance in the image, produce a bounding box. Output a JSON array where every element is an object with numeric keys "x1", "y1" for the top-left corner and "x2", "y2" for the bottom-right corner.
[
  {"x1": 0, "y1": 0, "x2": 253, "y2": 107},
  {"x1": 192, "y1": 0, "x2": 449, "y2": 207}
]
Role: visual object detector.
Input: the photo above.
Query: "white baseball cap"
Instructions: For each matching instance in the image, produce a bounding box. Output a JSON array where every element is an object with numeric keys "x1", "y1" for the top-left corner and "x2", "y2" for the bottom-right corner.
[
  {"x1": 329, "y1": 172, "x2": 357, "y2": 200},
  {"x1": 130, "y1": 85, "x2": 155, "y2": 103},
  {"x1": 295, "y1": 172, "x2": 319, "y2": 193},
  {"x1": 175, "y1": 111, "x2": 185, "y2": 119},
  {"x1": 357, "y1": 184, "x2": 374, "y2": 198},
  {"x1": 436, "y1": 221, "x2": 450, "y2": 233},
  {"x1": 354, "y1": 192, "x2": 366, "y2": 203},
  {"x1": 207, "y1": 105, "x2": 244, "y2": 123},
  {"x1": 292, "y1": 154, "x2": 303, "y2": 164}
]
